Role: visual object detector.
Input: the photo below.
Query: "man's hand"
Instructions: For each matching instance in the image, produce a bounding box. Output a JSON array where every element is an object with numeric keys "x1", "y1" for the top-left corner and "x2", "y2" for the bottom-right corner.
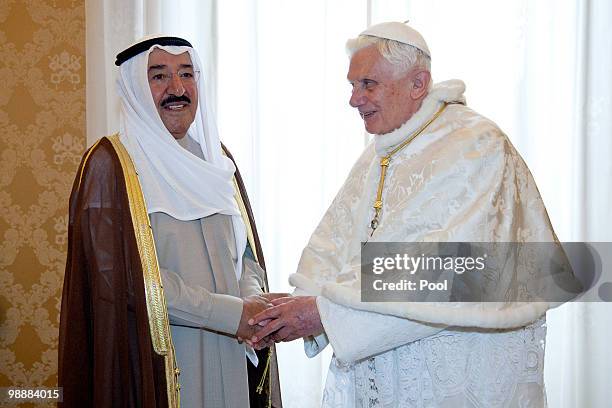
[
  {"x1": 236, "y1": 295, "x2": 272, "y2": 341},
  {"x1": 247, "y1": 296, "x2": 323, "y2": 349},
  {"x1": 260, "y1": 292, "x2": 291, "y2": 302}
]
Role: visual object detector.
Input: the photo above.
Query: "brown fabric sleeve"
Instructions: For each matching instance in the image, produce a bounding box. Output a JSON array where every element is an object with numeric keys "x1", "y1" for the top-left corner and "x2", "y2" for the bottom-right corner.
[{"x1": 59, "y1": 139, "x2": 168, "y2": 408}]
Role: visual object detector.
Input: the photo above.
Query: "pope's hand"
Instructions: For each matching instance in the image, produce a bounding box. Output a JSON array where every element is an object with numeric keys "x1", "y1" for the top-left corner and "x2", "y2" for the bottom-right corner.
[
  {"x1": 247, "y1": 296, "x2": 323, "y2": 349},
  {"x1": 260, "y1": 292, "x2": 291, "y2": 302}
]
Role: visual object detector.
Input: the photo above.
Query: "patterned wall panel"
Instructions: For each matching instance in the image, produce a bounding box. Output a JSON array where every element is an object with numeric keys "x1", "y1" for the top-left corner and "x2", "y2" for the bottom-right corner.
[{"x1": 0, "y1": 0, "x2": 85, "y2": 406}]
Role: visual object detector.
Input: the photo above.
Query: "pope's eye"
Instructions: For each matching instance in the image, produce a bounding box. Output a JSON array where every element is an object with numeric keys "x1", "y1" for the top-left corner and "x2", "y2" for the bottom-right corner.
[{"x1": 363, "y1": 80, "x2": 376, "y2": 89}]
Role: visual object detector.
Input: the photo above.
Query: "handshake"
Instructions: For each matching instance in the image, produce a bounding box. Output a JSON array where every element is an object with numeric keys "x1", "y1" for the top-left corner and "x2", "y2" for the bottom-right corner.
[{"x1": 236, "y1": 294, "x2": 324, "y2": 350}]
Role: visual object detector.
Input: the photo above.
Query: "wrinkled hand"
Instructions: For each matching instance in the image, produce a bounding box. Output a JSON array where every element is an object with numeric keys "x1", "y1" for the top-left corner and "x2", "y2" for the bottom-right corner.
[
  {"x1": 247, "y1": 296, "x2": 323, "y2": 349},
  {"x1": 245, "y1": 295, "x2": 294, "y2": 349},
  {"x1": 236, "y1": 295, "x2": 272, "y2": 341},
  {"x1": 260, "y1": 292, "x2": 291, "y2": 302},
  {"x1": 248, "y1": 293, "x2": 292, "y2": 329}
]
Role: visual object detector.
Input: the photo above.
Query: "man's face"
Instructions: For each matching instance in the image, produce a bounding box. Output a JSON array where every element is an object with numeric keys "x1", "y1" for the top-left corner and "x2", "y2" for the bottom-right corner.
[
  {"x1": 147, "y1": 48, "x2": 198, "y2": 139},
  {"x1": 347, "y1": 45, "x2": 427, "y2": 135}
]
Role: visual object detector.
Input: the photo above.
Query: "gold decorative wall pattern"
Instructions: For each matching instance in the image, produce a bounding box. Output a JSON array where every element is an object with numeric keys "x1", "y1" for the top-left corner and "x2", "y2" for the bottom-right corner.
[{"x1": 0, "y1": 0, "x2": 85, "y2": 406}]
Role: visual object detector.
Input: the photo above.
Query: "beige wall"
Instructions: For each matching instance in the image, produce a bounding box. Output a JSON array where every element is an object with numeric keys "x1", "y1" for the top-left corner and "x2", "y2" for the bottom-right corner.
[{"x1": 0, "y1": 0, "x2": 85, "y2": 405}]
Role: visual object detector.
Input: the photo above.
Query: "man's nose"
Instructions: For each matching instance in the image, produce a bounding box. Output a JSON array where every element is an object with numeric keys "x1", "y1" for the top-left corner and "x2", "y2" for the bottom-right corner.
[
  {"x1": 349, "y1": 88, "x2": 365, "y2": 108},
  {"x1": 167, "y1": 74, "x2": 186, "y2": 96}
]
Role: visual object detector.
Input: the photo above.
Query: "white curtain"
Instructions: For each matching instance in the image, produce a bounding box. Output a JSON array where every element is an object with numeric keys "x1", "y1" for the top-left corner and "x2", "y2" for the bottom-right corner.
[{"x1": 87, "y1": 1, "x2": 612, "y2": 406}]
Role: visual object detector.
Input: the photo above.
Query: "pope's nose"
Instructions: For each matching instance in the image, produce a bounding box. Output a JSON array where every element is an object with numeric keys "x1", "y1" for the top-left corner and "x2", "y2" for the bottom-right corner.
[{"x1": 349, "y1": 87, "x2": 366, "y2": 108}]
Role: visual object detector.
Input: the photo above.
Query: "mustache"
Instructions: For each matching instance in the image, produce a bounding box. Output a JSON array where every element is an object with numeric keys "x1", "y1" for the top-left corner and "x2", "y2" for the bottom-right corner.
[{"x1": 160, "y1": 95, "x2": 191, "y2": 107}]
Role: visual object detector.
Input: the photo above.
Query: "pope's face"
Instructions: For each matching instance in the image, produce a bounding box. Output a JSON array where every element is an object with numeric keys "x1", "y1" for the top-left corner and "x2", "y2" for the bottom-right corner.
[
  {"x1": 347, "y1": 45, "x2": 425, "y2": 135},
  {"x1": 147, "y1": 48, "x2": 198, "y2": 139}
]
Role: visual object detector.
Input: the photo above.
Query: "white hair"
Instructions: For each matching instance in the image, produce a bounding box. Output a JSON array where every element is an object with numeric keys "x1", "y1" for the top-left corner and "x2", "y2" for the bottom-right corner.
[{"x1": 346, "y1": 35, "x2": 431, "y2": 76}]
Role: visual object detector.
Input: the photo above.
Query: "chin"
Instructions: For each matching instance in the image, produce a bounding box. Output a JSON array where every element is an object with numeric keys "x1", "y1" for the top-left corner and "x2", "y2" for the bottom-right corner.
[
  {"x1": 364, "y1": 124, "x2": 377, "y2": 135},
  {"x1": 366, "y1": 126, "x2": 384, "y2": 135},
  {"x1": 364, "y1": 119, "x2": 385, "y2": 135}
]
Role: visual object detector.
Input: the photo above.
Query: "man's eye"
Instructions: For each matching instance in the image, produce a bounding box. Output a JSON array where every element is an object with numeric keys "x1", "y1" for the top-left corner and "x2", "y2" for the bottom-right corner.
[
  {"x1": 151, "y1": 73, "x2": 166, "y2": 81},
  {"x1": 179, "y1": 71, "x2": 194, "y2": 79},
  {"x1": 363, "y1": 80, "x2": 376, "y2": 89}
]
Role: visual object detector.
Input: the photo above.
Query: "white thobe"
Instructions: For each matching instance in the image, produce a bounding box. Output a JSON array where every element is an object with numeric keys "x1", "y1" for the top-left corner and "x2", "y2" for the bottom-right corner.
[{"x1": 151, "y1": 136, "x2": 265, "y2": 408}]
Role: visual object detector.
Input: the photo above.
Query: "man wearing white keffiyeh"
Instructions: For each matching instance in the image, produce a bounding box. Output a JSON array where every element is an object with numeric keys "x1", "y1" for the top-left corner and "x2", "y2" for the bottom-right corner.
[
  {"x1": 59, "y1": 36, "x2": 281, "y2": 408},
  {"x1": 249, "y1": 22, "x2": 579, "y2": 407}
]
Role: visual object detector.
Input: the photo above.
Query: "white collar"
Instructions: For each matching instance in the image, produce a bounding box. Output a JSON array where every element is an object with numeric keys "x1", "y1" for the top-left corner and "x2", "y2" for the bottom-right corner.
[{"x1": 374, "y1": 79, "x2": 466, "y2": 157}]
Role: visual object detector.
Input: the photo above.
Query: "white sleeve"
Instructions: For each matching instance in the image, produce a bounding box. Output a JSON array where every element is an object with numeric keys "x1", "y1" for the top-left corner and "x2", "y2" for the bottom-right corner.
[
  {"x1": 303, "y1": 331, "x2": 330, "y2": 358},
  {"x1": 316, "y1": 296, "x2": 446, "y2": 363}
]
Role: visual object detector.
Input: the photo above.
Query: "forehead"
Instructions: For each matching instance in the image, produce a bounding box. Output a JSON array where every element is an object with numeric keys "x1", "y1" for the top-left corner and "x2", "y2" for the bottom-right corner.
[
  {"x1": 147, "y1": 48, "x2": 193, "y2": 68},
  {"x1": 347, "y1": 45, "x2": 396, "y2": 81}
]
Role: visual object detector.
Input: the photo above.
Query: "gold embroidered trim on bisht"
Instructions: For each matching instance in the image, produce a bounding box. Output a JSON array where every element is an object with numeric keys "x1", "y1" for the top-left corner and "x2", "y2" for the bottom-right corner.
[
  {"x1": 78, "y1": 139, "x2": 102, "y2": 187},
  {"x1": 107, "y1": 134, "x2": 180, "y2": 408},
  {"x1": 232, "y1": 177, "x2": 261, "y2": 266}
]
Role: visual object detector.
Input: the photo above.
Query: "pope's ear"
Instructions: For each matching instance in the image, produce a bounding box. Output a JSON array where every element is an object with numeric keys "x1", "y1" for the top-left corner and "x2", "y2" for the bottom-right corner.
[{"x1": 411, "y1": 70, "x2": 431, "y2": 99}]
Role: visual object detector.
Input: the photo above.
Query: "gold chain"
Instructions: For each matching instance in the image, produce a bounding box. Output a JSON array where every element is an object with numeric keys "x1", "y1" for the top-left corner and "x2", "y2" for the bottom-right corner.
[{"x1": 369, "y1": 103, "x2": 449, "y2": 236}]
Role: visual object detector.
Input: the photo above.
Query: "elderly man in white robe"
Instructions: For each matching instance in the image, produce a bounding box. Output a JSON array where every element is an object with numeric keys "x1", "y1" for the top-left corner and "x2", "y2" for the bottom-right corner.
[{"x1": 249, "y1": 22, "x2": 578, "y2": 407}]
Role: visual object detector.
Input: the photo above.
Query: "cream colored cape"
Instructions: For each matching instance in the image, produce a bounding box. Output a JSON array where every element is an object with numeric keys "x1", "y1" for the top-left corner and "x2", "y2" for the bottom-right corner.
[{"x1": 290, "y1": 79, "x2": 572, "y2": 330}]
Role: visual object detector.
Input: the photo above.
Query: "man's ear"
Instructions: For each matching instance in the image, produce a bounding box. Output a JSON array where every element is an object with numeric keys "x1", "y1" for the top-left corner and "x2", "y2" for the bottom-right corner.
[{"x1": 411, "y1": 70, "x2": 431, "y2": 99}]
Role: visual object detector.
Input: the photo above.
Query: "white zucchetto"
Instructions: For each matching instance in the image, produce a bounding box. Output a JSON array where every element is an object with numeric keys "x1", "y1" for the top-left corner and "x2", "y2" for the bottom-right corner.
[{"x1": 360, "y1": 21, "x2": 431, "y2": 57}]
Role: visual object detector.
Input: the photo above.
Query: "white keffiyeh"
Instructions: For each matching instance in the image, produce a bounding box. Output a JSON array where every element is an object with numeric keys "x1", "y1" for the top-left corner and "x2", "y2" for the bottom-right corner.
[{"x1": 115, "y1": 39, "x2": 247, "y2": 279}]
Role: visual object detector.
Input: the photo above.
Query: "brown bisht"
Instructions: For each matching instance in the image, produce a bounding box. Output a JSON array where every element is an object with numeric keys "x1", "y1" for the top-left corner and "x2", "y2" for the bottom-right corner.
[{"x1": 59, "y1": 135, "x2": 282, "y2": 407}]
